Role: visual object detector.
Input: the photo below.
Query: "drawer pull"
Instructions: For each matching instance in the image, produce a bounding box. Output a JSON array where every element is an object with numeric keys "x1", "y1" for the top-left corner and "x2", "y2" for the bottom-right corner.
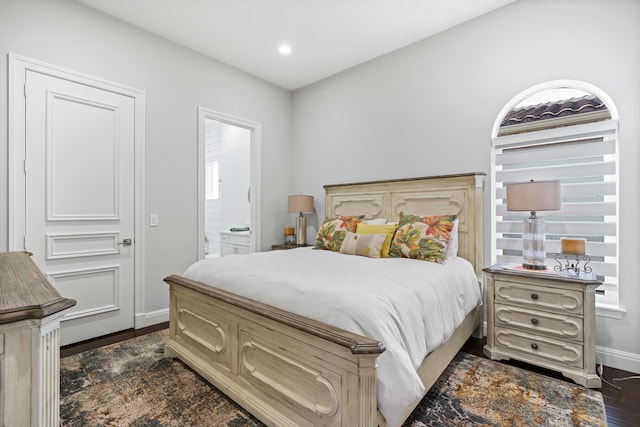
[
  {"x1": 531, "y1": 318, "x2": 539, "y2": 325},
  {"x1": 531, "y1": 343, "x2": 539, "y2": 350},
  {"x1": 531, "y1": 293, "x2": 539, "y2": 300}
]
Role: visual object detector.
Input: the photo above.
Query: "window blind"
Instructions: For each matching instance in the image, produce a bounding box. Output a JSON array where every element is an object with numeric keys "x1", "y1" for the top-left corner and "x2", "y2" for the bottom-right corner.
[{"x1": 492, "y1": 119, "x2": 619, "y2": 306}]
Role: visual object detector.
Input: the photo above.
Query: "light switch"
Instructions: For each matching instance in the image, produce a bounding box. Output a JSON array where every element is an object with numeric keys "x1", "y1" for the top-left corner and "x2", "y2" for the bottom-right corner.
[{"x1": 150, "y1": 213, "x2": 159, "y2": 227}]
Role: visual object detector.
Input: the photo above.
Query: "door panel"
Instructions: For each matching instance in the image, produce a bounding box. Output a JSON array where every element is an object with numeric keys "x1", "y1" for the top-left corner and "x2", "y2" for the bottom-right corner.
[
  {"x1": 46, "y1": 91, "x2": 120, "y2": 220},
  {"x1": 48, "y1": 266, "x2": 120, "y2": 320},
  {"x1": 25, "y1": 70, "x2": 135, "y2": 346}
]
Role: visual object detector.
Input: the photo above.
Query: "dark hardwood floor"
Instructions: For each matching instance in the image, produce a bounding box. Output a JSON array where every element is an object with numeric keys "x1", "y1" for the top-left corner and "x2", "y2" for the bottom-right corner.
[
  {"x1": 60, "y1": 322, "x2": 169, "y2": 358},
  {"x1": 62, "y1": 328, "x2": 639, "y2": 426}
]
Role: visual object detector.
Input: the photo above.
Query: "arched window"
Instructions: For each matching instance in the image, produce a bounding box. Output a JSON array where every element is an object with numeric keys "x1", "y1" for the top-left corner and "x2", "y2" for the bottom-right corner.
[{"x1": 491, "y1": 80, "x2": 621, "y2": 313}]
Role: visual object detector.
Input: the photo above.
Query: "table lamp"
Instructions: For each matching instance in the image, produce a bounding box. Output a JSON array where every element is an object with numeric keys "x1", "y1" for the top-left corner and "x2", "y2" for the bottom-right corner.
[
  {"x1": 288, "y1": 195, "x2": 314, "y2": 246},
  {"x1": 506, "y1": 180, "x2": 561, "y2": 270}
]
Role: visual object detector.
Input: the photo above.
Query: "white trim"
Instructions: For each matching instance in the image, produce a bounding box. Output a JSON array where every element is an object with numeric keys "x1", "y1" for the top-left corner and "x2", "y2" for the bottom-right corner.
[
  {"x1": 596, "y1": 304, "x2": 627, "y2": 320},
  {"x1": 596, "y1": 345, "x2": 640, "y2": 376},
  {"x1": 135, "y1": 308, "x2": 170, "y2": 328},
  {"x1": 197, "y1": 107, "x2": 262, "y2": 258},
  {"x1": 7, "y1": 53, "x2": 147, "y2": 328},
  {"x1": 493, "y1": 118, "x2": 618, "y2": 148}
]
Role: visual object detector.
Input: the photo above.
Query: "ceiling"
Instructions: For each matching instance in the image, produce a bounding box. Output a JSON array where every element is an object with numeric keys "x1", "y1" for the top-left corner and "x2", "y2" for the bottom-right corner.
[{"x1": 76, "y1": 0, "x2": 517, "y2": 91}]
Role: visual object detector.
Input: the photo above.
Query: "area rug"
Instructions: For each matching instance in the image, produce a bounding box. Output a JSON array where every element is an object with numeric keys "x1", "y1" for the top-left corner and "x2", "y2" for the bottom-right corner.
[{"x1": 60, "y1": 329, "x2": 607, "y2": 426}]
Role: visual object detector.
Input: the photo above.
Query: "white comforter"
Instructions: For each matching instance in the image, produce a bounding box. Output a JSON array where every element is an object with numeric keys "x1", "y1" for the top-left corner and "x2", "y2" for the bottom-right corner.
[{"x1": 184, "y1": 247, "x2": 481, "y2": 427}]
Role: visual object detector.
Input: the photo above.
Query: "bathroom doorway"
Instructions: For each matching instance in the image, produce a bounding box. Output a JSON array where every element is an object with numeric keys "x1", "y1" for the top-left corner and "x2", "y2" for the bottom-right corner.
[{"x1": 198, "y1": 107, "x2": 262, "y2": 258}]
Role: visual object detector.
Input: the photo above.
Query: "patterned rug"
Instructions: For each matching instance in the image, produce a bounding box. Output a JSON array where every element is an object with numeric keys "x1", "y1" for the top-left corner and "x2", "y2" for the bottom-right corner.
[{"x1": 60, "y1": 329, "x2": 606, "y2": 426}]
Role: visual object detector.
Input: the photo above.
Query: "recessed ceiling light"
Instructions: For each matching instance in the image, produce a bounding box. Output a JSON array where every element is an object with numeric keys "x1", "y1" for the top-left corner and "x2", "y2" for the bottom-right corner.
[{"x1": 278, "y1": 44, "x2": 292, "y2": 55}]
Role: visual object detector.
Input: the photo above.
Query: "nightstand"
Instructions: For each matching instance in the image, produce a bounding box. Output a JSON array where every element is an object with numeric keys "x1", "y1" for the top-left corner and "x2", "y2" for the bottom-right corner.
[
  {"x1": 271, "y1": 244, "x2": 309, "y2": 250},
  {"x1": 483, "y1": 264, "x2": 602, "y2": 388}
]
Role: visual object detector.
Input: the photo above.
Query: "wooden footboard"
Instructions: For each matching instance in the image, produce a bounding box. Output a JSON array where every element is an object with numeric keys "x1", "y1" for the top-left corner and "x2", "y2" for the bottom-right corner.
[
  {"x1": 165, "y1": 274, "x2": 481, "y2": 427},
  {"x1": 164, "y1": 274, "x2": 385, "y2": 427}
]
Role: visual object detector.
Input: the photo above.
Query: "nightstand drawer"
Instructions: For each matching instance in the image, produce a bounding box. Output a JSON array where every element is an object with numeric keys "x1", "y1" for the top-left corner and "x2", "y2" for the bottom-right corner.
[
  {"x1": 495, "y1": 327, "x2": 584, "y2": 369},
  {"x1": 220, "y1": 233, "x2": 251, "y2": 246},
  {"x1": 495, "y1": 280, "x2": 583, "y2": 315},
  {"x1": 495, "y1": 303, "x2": 583, "y2": 342}
]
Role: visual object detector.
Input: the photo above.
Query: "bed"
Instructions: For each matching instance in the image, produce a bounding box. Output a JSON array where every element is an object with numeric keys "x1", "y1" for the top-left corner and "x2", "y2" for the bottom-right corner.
[{"x1": 164, "y1": 172, "x2": 485, "y2": 427}]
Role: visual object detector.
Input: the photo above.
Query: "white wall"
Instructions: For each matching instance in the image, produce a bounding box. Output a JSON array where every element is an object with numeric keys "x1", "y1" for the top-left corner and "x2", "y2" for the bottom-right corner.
[
  {"x1": 204, "y1": 120, "x2": 223, "y2": 255},
  {"x1": 220, "y1": 124, "x2": 251, "y2": 230},
  {"x1": 0, "y1": 0, "x2": 292, "y2": 325},
  {"x1": 292, "y1": 0, "x2": 640, "y2": 373}
]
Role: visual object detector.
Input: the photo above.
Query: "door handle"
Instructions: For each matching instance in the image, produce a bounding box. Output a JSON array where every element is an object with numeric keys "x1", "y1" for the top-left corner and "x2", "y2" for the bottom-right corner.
[{"x1": 118, "y1": 238, "x2": 133, "y2": 246}]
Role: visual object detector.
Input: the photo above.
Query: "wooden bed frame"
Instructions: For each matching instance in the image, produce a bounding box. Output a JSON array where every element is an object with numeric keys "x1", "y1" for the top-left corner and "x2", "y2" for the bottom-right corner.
[{"x1": 164, "y1": 172, "x2": 485, "y2": 427}]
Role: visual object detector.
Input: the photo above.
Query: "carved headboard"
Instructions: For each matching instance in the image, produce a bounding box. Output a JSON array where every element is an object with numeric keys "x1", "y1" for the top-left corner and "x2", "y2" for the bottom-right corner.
[{"x1": 323, "y1": 173, "x2": 485, "y2": 279}]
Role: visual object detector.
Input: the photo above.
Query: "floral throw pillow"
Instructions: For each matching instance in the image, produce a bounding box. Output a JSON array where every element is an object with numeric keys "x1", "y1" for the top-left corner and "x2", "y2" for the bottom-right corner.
[
  {"x1": 389, "y1": 212, "x2": 458, "y2": 263},
  {"x1": 314, "y1": 215, "x2": 364, "y2": 252}
]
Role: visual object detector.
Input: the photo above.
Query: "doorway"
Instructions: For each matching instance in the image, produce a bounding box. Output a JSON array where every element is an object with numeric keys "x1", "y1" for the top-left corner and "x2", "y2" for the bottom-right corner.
[
  {"x1": 197, "y1": 108, "x2": 261, "y2": 258},
  {"x1": 203, "y1": 119, "x2": 250, "y2": 256}
]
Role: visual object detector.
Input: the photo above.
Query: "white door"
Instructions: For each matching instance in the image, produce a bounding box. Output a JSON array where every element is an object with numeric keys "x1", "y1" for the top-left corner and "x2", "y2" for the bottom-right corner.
[{"x1": 23, "y1": 69, "x2": 135, "y2": 346}]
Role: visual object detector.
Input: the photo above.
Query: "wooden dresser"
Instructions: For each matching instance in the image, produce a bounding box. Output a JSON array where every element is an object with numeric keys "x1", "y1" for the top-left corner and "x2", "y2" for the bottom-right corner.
[
  {"x1": 0, "y1": 252, "x2": 76, "y2": 426},
  {"x1": 483, "y1": 264, "x2": 601, "y2": 388}
]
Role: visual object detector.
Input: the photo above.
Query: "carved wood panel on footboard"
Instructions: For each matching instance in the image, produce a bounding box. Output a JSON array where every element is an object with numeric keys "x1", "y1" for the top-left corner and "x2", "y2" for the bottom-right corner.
[{"x1": 164, "y1": 275, "x2": 385, "y2": 427}]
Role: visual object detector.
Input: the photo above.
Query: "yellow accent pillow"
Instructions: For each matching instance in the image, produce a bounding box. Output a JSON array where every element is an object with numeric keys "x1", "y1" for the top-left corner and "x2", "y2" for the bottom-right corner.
[{"x1": 356, "y1": 222, "x2": 398, "y2": 257}]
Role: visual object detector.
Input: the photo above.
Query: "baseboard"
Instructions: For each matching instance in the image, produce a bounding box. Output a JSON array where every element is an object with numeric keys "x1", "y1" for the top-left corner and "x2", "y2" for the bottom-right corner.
[
  {"x1": 135, "y1": 308, "x2": 169, "y2": 329},
  {"x1": 596, "y1": 345, "x2": 640, "y2": 375}
]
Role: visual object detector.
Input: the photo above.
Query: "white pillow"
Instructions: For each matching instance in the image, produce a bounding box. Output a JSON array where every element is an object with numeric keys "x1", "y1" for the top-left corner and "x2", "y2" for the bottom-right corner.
[
  {"x1": 446, "y1": 219, "x2": 459, "y2": 260},
  {"x1": 363, "y1": 218, "x2": 386, "y2": 225}
]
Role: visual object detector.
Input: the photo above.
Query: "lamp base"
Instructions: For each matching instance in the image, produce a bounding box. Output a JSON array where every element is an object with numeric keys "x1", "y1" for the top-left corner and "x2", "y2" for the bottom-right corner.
[
  {"x1": 522, "y1": 217, "x2": 546, "y2": 270},
  {"x1": 295, "y1": 215, "x2": 306, "y2": 246},
  {"x1": 522, "y1": 263, "x2": 547, "y2": 270}
]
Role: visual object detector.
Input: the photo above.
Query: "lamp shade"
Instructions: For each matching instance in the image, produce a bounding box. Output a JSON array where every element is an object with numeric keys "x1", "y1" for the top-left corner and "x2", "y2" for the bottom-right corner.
[
  {"x1": 288, "y1": 195, "x2": 314, "y2": 213},
  {"x1": 506, "y1": 180, "x2": 561, "y2": 212}
]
